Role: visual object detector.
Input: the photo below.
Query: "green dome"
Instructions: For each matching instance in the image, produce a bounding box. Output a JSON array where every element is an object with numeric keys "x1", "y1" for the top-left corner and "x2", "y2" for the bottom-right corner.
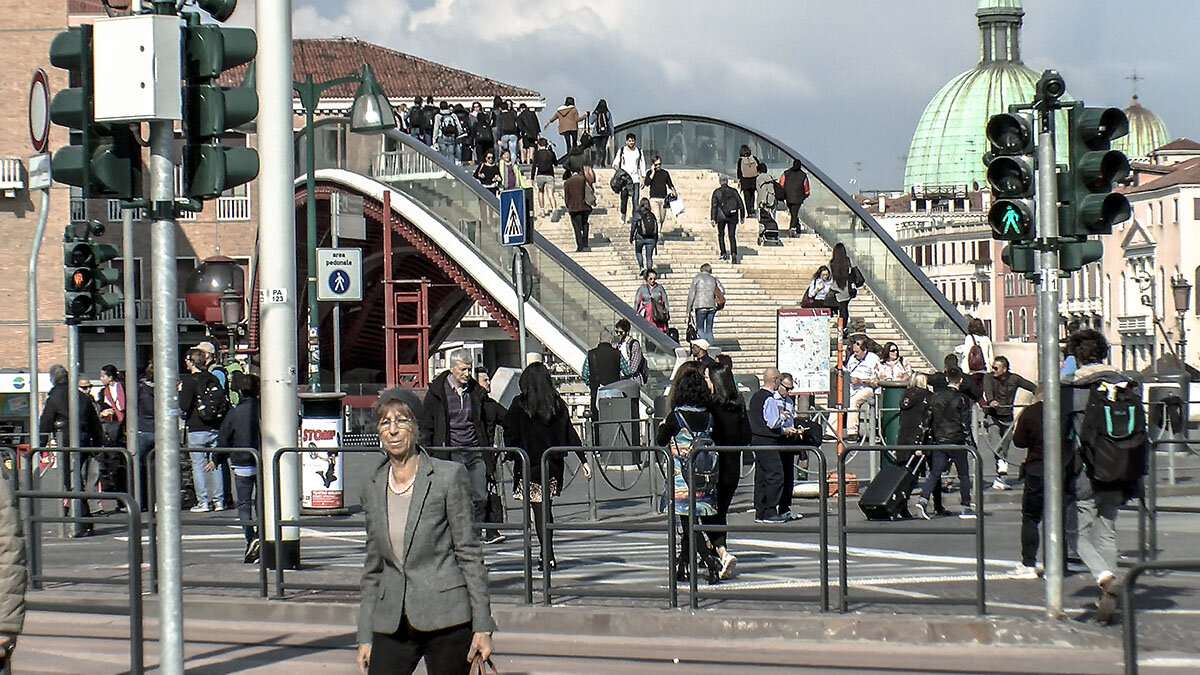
[
  {"x1": 1112, "y1": 95, "x2": 1170, "y2": 159},
  {"x1": 905, "y1": 0, "x2": 1039, "y2": 190}
]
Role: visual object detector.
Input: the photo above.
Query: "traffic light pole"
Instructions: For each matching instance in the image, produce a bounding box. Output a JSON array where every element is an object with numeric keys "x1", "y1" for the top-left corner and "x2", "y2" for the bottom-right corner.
[
  {"x1": 121, "y1": 206, "x2": 140, "y2": 508},
  {"x1": 1034, "y1": 105, "x2": 1066, "y2": 619},
  {"x1": 148, "y1": 117, "x2": 184, "y2": 675},
  {"x1": 65, "y1": 323, "x2": 83, "y2": 537},
  {"x1": 25, "y1": 179, "x2": 47, "y2": 574}
]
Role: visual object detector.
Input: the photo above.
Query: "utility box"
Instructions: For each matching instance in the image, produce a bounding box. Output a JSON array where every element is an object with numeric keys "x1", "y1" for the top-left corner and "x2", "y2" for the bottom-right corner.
[{"x1": 93, "y1": 14, "x2": 182, "y2": 122}]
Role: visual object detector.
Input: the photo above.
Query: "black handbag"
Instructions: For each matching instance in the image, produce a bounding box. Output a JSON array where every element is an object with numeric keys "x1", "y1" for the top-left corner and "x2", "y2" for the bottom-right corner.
[{"x1": 685, "y1": 322, "x2": 698, "y2": 342}]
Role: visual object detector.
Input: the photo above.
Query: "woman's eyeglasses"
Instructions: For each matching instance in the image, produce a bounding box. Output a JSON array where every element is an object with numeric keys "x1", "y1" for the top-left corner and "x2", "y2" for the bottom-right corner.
[{"x1": 377, "y1": 417, "x2": 416, "y2": 430}]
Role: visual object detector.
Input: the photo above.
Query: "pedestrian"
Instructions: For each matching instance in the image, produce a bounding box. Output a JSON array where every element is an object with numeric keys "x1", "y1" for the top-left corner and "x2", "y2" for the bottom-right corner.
[
  {"x1": 1065, "y1": 329, "x2": 1146, "y2": 623},
  {"x1": 1008, "y1": 387, "x2": 1060, "y2": 579},
  {"x1": 749, "y1": 368, "x2": 801, "y2": 523},
  {"x1": 710, "y1": 177, "x2": 744, "y2": 263},
  {"x1": 877, "y1": 342, "x2": 913, "y2": 383},
  {"x1": 774, "y1": 371, "x2": 804, "y2": 522},
  {"x1": 828, "y1": 243, "x2": 863, "y2": 330},
  {"x1": 396, "y1": 103, "x2": 411, "y2": 136},
  {"x1": 612, "y1": 133, "x2": 646, "y2": 224},
  {"x1": 957, "y1": 317, "x2": 994, "y2": 391},
  {"x1": 802, "y1": 266, "x2": 834, "y2": 309},
  {"x1": 982, "y1": 356, "x2": 1035, "y2": 490},
  {"x1": 503, "y1": 362, "x2": 590, "y2": 571},
  {"x1": 643, "y1": 155, "x2": 677, "y2": 227},
  {"x1": 496, "y1": 148, "x2": 526, "y2": 192},
  {"x1": 472, "y1": 107, "x2": 495, "y2": 165},
  {"x1": 689, "y1": 339, "x2": 715, "y2": 368},
  {"x1": 472, "y1": 150, "x2": 500, "y2": 195},
  {"x1": 454, "y1": 104, "x2": 473, "y2": 164},
  {"x1": 562, "y1": 164, "x2": 596, "y2": 252},
  {"x1": 582, "y1": 329, "x2": 628, "y2": 442},
  {"x1": 895, "y1": 371, "x2": 933, "y2": 519},
  {"x1": 135, "y1": 361, "x2": 155, "y2": 510},
  {"x1": 407, "y1": 96, "x2": 428, "y2": 144},
  {"x1": 419, "y1": 96, "x2": 438, "y2": 146},
  {"x1": 704, "y1": 361, "x2": 750, "y2": 579},
  {"x1": 433, "y1": 101, "x2": 462, "y2": 161},
  {"x1": 735, "y1": 145, "x2": 759, "y2": 221},
  {"x1": 779, "y1": 159, "x2": 811, "y2": 235},
  {"x1": 613, "y1": 318, "x2": 647, "y2": 386},
  {"x1": 97, "y1": 364, "x2": 126, "y2": 445},
  {"x1": 531, "y1": 138, "x2": 558, "y2": 216},
  {"x1": 633, "y1": 268, "x2": 670, "y2": 333},
  {"x1": 686, "y1": 263, "x2": 725, "y2": 344},
  {"x1": 474, "y1": 368, "x2": 507, "y2": 546},
  {"x1": 494, "y1": 100, "x2": 520, "y2": 164},
  {"x1": 589, "y1": 99, "x2": 613, "y2": 165},
  {"x1": 0, "y1": 471, "x2": 25, "y2": 672},
  {"x1": 419, "y1": 349, "x2": 491, "y2": 542},
  {"x1": 516, "y1": 103, "x2": 540, "y2": 165},
  {"x1": 913, "y1": 369, "x2": 976, "y2": 519},
  {"x1": 629, "y1": 197, "x2": 659, "y2": 273},
  {"x1": 217, "y1": 372, "x2": 261, "y2": 564},
  {"x1": 180, "y1": 347, "x2": 229, "y2": 512},
  {"x1": 356, "y1": 396, "x2": 495, "y2": 675},
  {"x1": 656, "y1": 369, "x2": 722, "y2": 584},
  {"x1": 544, "y1": 96, "x2": 583, "y2": 151},
  {"x1": 38, "y1": 365, "x2": 103, "y2": 532},
  {"x1": 843, "y1": 338, "x2": 881, "y2": 442}
]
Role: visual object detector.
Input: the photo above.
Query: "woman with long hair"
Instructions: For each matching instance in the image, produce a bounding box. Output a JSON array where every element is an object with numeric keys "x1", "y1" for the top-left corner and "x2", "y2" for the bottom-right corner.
[
  {"x1": 704, "y1": 361, "x2": 749, "y2": 579},
  {"x1": 877, "y1": 342, "x2": 912, "y2": 383},
  {"x1": 828, "y1": 243, "x2": 860, "y2": 328},
  {"x1": 97, "y1": 364, "x2": 125, "y2": 446},
  {"x1": 633, "y1": 268, "x2": 670, "y2": 333},
  {"x1": 502, "y1": 362, "x2": 589, "y2": 571},
  {"x1": 656, "y1": 370, "x2": 722, "y2": 584},
  {"x1": 589, "y1": 98, "x2": 613, "y2": 165},
  {"x1": 957, "y1": 317, "x2": 994, "y2": 390},
  {"x1": 803, "y1": 265, "x2": 834, "y2": 309}
]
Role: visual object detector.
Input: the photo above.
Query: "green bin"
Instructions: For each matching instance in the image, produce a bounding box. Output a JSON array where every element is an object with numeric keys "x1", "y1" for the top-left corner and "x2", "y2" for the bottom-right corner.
[{"x1": 879, "y1": 383, "x2": 907, "y2": 449}]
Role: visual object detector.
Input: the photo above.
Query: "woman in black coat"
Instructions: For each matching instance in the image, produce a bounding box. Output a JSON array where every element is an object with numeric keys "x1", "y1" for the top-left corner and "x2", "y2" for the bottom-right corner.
[
  {"x1": 704, "y1": 361, "x2": 750, "y2": 580},
  {"x1": 502, "y1": 362, "x2": 589, "y2": 570},
  {"x1": 895, "y1": 372, "x2": 939, "y2": 517}
]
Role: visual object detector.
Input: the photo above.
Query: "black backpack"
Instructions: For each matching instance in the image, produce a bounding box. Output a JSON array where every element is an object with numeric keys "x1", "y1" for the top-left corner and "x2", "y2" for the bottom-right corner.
[
  {"x1": 439, "y1": 114, "x2": 458, "y2": 137},
  {"x1": 407, "y1": 106, "x2": 425, "y2": 132},
  {"x1": 610, "y1": 169, "x2": 631, "y2": 194},
  {"x1": 772, "y1": 180, "x2": 787, "y2": 203},
  {"x1": 673, "y1": 411, "x2": 718, "y2": 493},
  {"x1": 636, "y1": 210, "x2": 658, "y2": 238},
  {"x1": 195, "y1": 371, "x2": 230, "y2": 426},
  {"x1": 594, "y1": 111, "x2": 610, "y2": 136},
  {"x1": 1078, "y1": 379, "x2": 1148, "y2": 484},
  {"x1": 475, "y1": 113, "x2": 494, "y2": 143},
  {"x1": 719, "y1": 187, "x2": 742, "y2": 217}
]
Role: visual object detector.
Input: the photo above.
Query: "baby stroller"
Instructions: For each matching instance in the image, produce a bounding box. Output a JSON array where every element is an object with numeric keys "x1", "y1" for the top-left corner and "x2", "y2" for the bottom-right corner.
[{"x1": 756, "y1": 179, "x2": 785, "y2": 246}]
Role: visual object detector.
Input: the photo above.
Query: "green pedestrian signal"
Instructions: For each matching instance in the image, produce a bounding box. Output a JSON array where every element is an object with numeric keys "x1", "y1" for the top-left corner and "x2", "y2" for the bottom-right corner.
[
  {"x1": 984, "y1": 112, "x2": 1036, "y2": 242},
  {"x1": 1001, "y1": 204, "x2": 1023, "y2": 234},
  {"x1": 989, "y1": 199, "x2": 1034, "y2": 241}
]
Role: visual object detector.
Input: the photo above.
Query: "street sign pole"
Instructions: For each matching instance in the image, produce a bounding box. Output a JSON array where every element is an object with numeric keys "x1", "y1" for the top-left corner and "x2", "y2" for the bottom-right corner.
[
  {"x1": 24, "y1": 154, "x2": 48, "y2": 580},
  {"x1": 515, "y1": 247, "x2": 528, "y2": 365},
  {"x1": 500, "y1": 189, "x2": 532, "y2": 365},
  {"x1": 1034, "y1": 103, "x2": 1066, "y2": 620}
]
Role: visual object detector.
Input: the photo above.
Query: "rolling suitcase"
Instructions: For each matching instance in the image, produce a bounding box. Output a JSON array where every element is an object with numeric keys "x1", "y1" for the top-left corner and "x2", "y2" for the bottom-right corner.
[{"x1": 858, "y1": 455, "x2": 921, "y2": 521}]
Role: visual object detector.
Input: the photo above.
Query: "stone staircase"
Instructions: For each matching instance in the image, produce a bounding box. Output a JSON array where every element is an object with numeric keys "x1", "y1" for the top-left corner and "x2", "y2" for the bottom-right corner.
[{"x1": 535, "y1": 168, "x2": 933, "y2": 376}]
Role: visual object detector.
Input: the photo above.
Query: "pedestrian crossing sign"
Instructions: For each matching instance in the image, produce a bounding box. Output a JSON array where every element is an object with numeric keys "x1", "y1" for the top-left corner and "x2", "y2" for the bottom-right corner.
[
  {"x1": 315, "y1": 247, "x2": 363, "y2": 302},
  {"x1": 499, "y1": 188, "x2": 529, "y2": 246}
]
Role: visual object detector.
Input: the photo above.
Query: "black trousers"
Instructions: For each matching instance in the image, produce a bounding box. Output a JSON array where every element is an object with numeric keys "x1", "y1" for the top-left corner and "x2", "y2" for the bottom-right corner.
[
  {"x1": 369, "y1": 618, "x2": 473, "y2": 675},
  {"x1": 753, "y1": 447, "x2": 793, "y2": 518},
  {"x1": 740, "y1": 185, "x2": 756, "y2": 220},
  {"x1": 786, "y1": 202, "x2": 804, "y2": 232},
  {"x1": 527, "y1": 497, "x2": 556, "y2": 560},
  {"x1": 233, "y1": 471, "x2": 257, "y2": 544},
  {"x1": 1019, "y1": 464, "x2": 1076, "y2": 567},
  {"x1": 569, "y1": 210, "x2": 591, "y2": 251},
  {"x1": 710, "y1": 452, "x2": 741, "y2": 549},
  {"x1": 715, "y1": 216, "x2": 739, "y2": 259},
  {"x1": 562, "y1": 130, "x2": 578, "y2": 150}
]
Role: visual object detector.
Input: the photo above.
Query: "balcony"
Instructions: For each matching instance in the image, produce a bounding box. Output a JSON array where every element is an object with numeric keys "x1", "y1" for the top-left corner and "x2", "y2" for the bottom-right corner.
[
  {"x1": 216, "y1": 195, "x2": 251, "y2": 221},
  {"x1": 70, "y1": 198, "x2": 86, "y2": 222},
  {"x1": 0, "y1": 158, "x2": 24, "y2": 197},
  {"x1": 1117, "y1": 314, "x2": 1152, "y2": 337},
  {"x1": 93, "y1": 298, "x2": 198, "y2": 326}
]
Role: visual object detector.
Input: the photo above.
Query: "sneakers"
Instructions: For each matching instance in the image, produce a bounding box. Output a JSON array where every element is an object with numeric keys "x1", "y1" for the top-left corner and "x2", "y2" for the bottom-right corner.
[
  {"x1": 213, "y1": 502, "x2": 228, "y2": 512},
  {"x1": 189, "y1": 503, "x2": 212, "y2": 513},
  {"x1": 780, "y1": 510, "x2": 804, "y2": 521},
  {"x1": 997, "y1": 459, "x2": 1010, "y2": 475},
  {"x1": 959, "y1": 505, "x2": 977, "y2": 519},
  {"x1": 1007, "y1": 563, "x2": 1038, "y2": 580},
  {"x1": 913, "y1": 501, "x2": 931, "y2": 520},
  {"x1": 719, "y1": 551, "x2": 738, "y2": 580},
  {"x1": 754, "y1": 514, "x2": 788, "y2": 524},
  {"x1": 244, "y1": 538, "x2": 261, "y2": 564},
  {"x1": 1096, "y1": 573, "x2": 1120, "y2": 624},
  {"x1": 991, "y1": 477, "x2": 1010, "y2": 491},
  {"x1": 482, "y1": 529, "x2": 507, "y2": 545}
]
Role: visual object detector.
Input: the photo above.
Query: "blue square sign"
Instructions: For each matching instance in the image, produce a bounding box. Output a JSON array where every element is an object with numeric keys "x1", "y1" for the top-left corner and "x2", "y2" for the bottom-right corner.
[{"x1": 499, "y1": 188, "x2": 527, "y2": 247}]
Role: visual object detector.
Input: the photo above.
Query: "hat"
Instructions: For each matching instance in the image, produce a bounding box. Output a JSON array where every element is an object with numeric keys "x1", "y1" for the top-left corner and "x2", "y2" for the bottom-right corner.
[
  {"x1": 195, "y1": 341, "x2": 216, "y2": 355},
  {"x1": 690, "y1": 338, "x2": 710, "y2": 351}
]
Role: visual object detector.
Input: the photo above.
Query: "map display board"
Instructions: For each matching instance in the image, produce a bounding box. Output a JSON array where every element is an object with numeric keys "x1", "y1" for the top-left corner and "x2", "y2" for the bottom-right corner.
[{"x1": 777, "y1": 308, "x2": 832, "y2": 393}]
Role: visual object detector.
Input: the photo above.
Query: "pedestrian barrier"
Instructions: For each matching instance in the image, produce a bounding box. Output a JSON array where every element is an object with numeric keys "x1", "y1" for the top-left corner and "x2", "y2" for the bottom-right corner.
[
  {"x1": 17, "y1": 489, "x2": 142, "y2": 674},
  {"x1": 837, "y1": 444, "x2": 987, "y2": 614},
  {"x1": 686, "y1": 445, "x2": 829, "y2": 611},
  {"x1": 268, "y1": 446, "x2": 533, "y2": 604},
  {"x1": 1132, "y1": 438, "x2": 1200, "y2": 562},
  {"x1": 1121, "y1": 559, "x2": 1200, "y2": 675}
]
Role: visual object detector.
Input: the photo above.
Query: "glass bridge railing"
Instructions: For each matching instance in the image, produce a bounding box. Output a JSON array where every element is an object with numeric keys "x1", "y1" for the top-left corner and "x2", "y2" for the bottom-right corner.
[
  {"x1": 614, "y1": 115, "x2": 968, "y2": 364},
  {"x1": 303, "y1": 125, "x2": 679, "y2": 394}
]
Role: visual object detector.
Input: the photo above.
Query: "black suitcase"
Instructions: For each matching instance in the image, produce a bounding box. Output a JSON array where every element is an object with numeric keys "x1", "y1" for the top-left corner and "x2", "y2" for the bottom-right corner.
[{"x1": 858, "y1": 456, "x2": 920, "y2": 521}]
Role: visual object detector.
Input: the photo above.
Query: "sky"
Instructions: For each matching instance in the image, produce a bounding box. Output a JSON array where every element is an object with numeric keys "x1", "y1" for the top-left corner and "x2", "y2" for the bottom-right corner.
[{"x1": 229, "y1": 0, "x2": 1200, "y2": 190}]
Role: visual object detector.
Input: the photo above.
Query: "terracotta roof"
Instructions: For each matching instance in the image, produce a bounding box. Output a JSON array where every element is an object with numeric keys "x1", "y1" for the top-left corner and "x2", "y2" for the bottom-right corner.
[
  {"x1": 1123, "y1": 157, "x2": 1200, "y2": 195},
  {"x1": 1155, "y1": 138, "x2": 1200, "y2": 152},
  {"x1": 219, "y1": 37, "x2": 540, "y2": 102}
]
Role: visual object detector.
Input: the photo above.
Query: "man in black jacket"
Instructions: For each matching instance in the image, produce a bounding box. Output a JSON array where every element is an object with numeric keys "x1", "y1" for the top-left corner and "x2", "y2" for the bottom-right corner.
[
  {"x1": 582, "y1": 331, "x2": 626, "y2": 443},
  {"x1": 217, "y1": 372, "x2": 262, "y2": 563},
  {"x1": 710, "y1": 178, "x2": 744, "y2": 263},
  {"x1": 914, "y1": 370, "x2": 976, "y2": 519},
  {"x1": 982, "y1": 356, "x2": 1036, "y2": 490},
  {"x1": 780, "y1": 159, "x2": 810, "y2": 235},
  {"x1": 748, "y1": 368, "x2": 800, "y2": 523},
  {"x1": 39, "y1": 364, "x2": 104, "y2": 532},
  {"x1": 421, "y1": 349, "x2": 490, "y2": 537}
]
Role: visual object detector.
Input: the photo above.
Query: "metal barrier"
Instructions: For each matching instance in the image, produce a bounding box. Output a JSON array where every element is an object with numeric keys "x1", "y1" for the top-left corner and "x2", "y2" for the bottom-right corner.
[
  {"x1": 837, "y1": 444, "x2": 986, "y2": 614},
  {"x1": 269, "y1": 446, "x2": 533, "y2": 604},
  {"x1": 145, "y1": 447, "x2": 268, "y2": 597},
  {"x1": 1122, "y1": 559, "x2": 1200, "y2": 675},
  {"x1": 686, "y1": 446, "x2": 829, "y2": 611},
  {"x1": 18, "y1": 490, "x2": 142, "y2": 674},
  {"x1": 1135, "y1": 438, "x2": 1200, "y2": 562}
]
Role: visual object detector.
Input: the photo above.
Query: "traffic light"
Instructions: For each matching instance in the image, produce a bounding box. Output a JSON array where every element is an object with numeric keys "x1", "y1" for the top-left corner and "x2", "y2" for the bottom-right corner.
[
  {"x1": 1058, "y1": 237, "x2": 1104, "y2": 273},
  {"x1": 1001, "y1": 242, "x2": 1037, "y2": 275},
  {"x1": 63, "y1": 236, "x2": 121, "y2": 322},
  {"x1": 181, "y1": 15, "x2": 259, "y2": 199},
  {"x1": 984, "y1": 112, "x2": 1036, "y2": 241},
  {"x1": 48, "y1": 25, "x2": 142, "y2": 199},
  {"x1": 1061, "y1": 105, "x2": 1131, "y2": 237}
]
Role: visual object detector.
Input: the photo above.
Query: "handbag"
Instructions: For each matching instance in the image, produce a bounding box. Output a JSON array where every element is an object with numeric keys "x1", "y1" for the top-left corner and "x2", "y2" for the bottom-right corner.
[
  {"x1": 714, "y1": 284, "x2": 726, "y2": 310},
  {"x1": 668, "y1": 194, "x2": 685, "y2": 216},
  {"x1": 651, "y1": 294, "x2": 670, "y2": 325},
  {"x1": 469, "y1": 654, "x2": 500, "y2": 675},
  {"x1": 583, "y1": 180, "x2": 597, "y2": 208},
  {"x1": 685, "y1": 322, "x2": 698, "y2": 342}
]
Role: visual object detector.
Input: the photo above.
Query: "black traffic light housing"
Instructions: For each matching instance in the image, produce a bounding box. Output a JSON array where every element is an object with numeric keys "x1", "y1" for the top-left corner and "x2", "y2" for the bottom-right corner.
[
  {"x1": 984, "y1": 112, "x2": 1037, "y2": 241},
  {"x1": 63, "y1": 228, "x2": 121, "y2": 323},
  {"x1": 1062, "y1": 104, "x2": 1131, "y2": 237}
]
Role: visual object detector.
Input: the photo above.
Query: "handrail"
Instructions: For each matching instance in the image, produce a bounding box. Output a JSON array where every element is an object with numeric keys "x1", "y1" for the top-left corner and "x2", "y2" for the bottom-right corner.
[{"x1": 1122, "y1": 560, "x2": 1200, "y2": 675}]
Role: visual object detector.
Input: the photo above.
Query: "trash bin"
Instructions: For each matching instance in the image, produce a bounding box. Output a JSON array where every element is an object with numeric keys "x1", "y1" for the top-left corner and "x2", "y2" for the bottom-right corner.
[
  {"x1": 596, "y1": 379, "x2": 642, "y2": 464},
  {"x1": 1146, "y1": 371, "x2": 1188, "y2": 433},
  {"x1": 880, "y1": 383, "x2": 907, "y2": 448}
]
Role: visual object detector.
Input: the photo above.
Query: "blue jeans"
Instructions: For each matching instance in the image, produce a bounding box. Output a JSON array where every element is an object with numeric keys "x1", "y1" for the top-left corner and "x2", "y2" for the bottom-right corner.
[
  {"x1": 499, "y1": 134, "x2": 519, "y2": 162},
  {"x1": 694, "y1": 307, "x2": 717, "y2": 342},
  {"x1": 188, "y1": 429, "x2": 225, "y2": 507},
  {"x1": 620, "y1": 184, "x2": 641, "y2": 220},
  {"x1": 1075, "y1": 479, "x2": 1123, "y2": 581},
  {"x1": 634, "y1": 236, "x2": 657, "y2": 272},
  {"x1": 436, "y1": 136, "x2": 456, "y2": 160}
]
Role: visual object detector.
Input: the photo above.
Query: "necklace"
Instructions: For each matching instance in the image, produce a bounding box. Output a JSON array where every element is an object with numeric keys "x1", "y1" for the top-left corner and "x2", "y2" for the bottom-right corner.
[{"x1": 388, "y1": 469, "x2": 415, "y2": 495}]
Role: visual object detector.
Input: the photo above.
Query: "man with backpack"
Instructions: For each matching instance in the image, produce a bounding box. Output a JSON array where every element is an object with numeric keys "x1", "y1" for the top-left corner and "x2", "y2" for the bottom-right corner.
[
  {"x1": 419, "y1": 96, "x2": 439, "y2": 146},
  {"x1": 780, "y1": 159, "x2": 811, "y2": 235},
  {"x1": 612, "y1": 133, "x2": 646, "y2": 224},
  {"x1": 1066, "y1": 329, "x2": 1146, "y2": 623},
  {"x1": 407, "y1": 96, "x2": 428, "y2": 144},
  {"x1": 629, "y1": 197, "x2": 659, "y2": 273},
  {"x1": 473, "y1": 108, "x2": 495, "y2": 165},
  {"x1": 432, "y1": 101, "x2": 463, "y2": 161},
  {"x1": 181, "y1": 347, "x2": 230, "y2": 512},
  {"x1": 710, "y1": 178, "x2": 744, "y2": 263}
]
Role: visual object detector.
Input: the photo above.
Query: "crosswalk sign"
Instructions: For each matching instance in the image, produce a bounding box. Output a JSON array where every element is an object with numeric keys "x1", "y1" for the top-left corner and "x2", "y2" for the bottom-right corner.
[{"x1": 499, "y1": 188, "x2": 529, "y2": 246}]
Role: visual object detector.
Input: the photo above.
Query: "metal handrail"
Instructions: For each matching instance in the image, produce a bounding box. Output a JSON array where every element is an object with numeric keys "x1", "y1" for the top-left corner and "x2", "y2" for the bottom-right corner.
[
  {"x1": 837, "y1": 444, "x2": 986, "y2": 614},
  {"x1": 1122, "y1": 560, "x2": 1200, "y2": 675},
  {"x1": 1134, "y1": 438, "x2": 1200, "y2": 563}
]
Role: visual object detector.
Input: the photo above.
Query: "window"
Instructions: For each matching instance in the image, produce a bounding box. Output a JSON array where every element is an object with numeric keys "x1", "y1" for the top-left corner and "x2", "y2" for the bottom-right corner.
[
  {"x1": 1004, "y1": 274, "x2": 1014, "y2": 297},
  {"x1": 1019, "y1": 307, "x2": 1028, "y2": 336},
  {"x1": 1173, "y1": 198, "x2": 1179, "y2": 223},
  {"x1": 981, "y1": 281, "x2": 991, "y2": 303},
  {"x1": 176, "y1": 257, "x2": 197, "y2": 298},
  {"x1": 1193, "y1": 198, "x2": 1200, "y2": 220},
  {"x1": 1007, "y1": 310, "x2": 1015, "y2": 338}
]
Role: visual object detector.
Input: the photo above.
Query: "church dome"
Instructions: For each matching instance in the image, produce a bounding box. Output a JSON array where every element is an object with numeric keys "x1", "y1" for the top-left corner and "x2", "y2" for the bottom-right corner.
[
  {"x1": 1112, "y1": 95, "x2": 1170, "y2": 159},
  {"x1": 904, "y1": 0, "x2": 1041, "y2": 191}
]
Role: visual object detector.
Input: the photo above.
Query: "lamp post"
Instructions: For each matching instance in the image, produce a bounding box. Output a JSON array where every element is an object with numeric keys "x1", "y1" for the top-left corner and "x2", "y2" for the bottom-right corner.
[
  {"x1": 1171, "y1": 272, "x2": 1192, "y2": 364},
  {"x1": 294, "y1": 64, "x2": 395, "y2": 392}
]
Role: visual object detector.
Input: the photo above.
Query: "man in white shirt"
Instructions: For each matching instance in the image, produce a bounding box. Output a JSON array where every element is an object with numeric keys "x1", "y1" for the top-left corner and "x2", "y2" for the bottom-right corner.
[
  {"x1": 612, "y1": 133, "x2": 646, "y2": 224},
  {"x1": 844, "y1": 338, "x2": 881, "y2": 441}
]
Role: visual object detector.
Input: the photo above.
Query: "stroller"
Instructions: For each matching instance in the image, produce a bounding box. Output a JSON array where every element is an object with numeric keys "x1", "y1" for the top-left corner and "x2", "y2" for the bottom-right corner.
[{"x1": 756, "y1": 178, "x2": 785, "y2": 246}]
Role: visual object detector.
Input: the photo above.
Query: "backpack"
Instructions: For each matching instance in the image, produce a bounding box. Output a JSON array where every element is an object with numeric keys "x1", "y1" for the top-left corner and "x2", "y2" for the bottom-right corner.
[
  {"x1": 719, "y1": 187, "x2": 741, "y2": 218},
  {"x1": 610, "y1": 169, "x2": 631, "y2": 194},
  {"x1": 594, "y1": 111, "x2": 611, "y2": 136},
  {"x1": 636, "y1": 210, "x2": 658, "y2": 238},
  {"x1": 1079, "y1": 379, "x2": 1148, "y2": 484},
  {"x1": 475, "y1": 113, "x2": 494, "y2": 143},
  {"x1": 739, "y1": 156, "x2": 758, "y2": 179},
  {"x1": 967, "y1": 336, "x2": 986, "y2": 372},
  {"x1": 772, "y1": 180, "x2": 787, "y2": 203},
  {"x1": 439, "y1": 114, "x2": 458, "y2": 137},
  {"x1": 195, "y1": 371, "x2": 230, "y2": 426},
  {"x1": 671, "y1": 411, "x2": 718, "y2": 493},
  {"x1": 407, "y1": 106, "x2": 425, "y2": 132}
]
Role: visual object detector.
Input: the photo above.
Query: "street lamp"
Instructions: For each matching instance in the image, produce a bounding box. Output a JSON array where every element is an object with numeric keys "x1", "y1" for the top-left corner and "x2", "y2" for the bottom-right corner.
[
  {"x1": 294, "y1": 63, "x2": 395, "y2": 392},
  {"x1": 1171, "y1": 272, "x2": 1191, "y2": 365}
]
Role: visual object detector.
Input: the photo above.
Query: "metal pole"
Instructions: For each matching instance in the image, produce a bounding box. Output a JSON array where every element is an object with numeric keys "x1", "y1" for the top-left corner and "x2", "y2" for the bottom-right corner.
[
  {"x1": 1035, "y1": 105, "x2": 1065, "y2": 619},
  {"x1": 148, "y1": 117, "x2": 183, "y2": 675},
  {"x1": 258, "y1": 0, "x2": 301, "y2": 570},
  {"x1": 304, "y1": 87, "x2": 321, "y2": 393},
  {"x1": 332, "y1": 215, "x2": 342, "y2": 394},
  {"x1": 122, "y1": 207, "x2": 140, "y2": 509},
  {"x1": 26, "y1": 185, "x2": 47, "y2": 573},
  {"x1": 515, "y1": 247, "x2": 528, "y2": 365},
  {"x1": 66, "y1": 324, "x2": 82, "y2": 536}
]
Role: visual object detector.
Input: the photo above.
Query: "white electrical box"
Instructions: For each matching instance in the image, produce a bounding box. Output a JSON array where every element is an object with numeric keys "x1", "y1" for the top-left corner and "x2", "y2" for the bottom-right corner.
[{"x1": 93, "y1": 14, "x2": 182, "y2": 122}]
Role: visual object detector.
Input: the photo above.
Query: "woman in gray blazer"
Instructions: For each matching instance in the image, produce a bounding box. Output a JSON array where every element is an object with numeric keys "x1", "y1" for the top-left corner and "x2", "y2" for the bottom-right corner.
[{"x1": 357, "y1": 397, "x2": 496, "y2": 674}]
